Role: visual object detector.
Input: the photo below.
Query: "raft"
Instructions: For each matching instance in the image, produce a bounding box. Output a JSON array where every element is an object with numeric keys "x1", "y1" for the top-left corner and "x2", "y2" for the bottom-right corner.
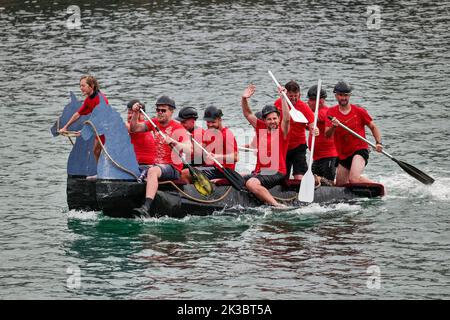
[
  {"x1": 68, "y1": 176, "x2": 385, "y2": 218},
  {"x1": 54, "y1": 93, "x2": 385, "y2": 219}
]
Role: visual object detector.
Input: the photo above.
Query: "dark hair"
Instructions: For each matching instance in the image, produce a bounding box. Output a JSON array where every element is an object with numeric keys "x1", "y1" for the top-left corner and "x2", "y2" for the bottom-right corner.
[
  {"x1": 80, "y1": 75, "x2": 99, "y2": 92},
  {"x1": 284, "y1": 80, "x2": 300, "y2": 93}
]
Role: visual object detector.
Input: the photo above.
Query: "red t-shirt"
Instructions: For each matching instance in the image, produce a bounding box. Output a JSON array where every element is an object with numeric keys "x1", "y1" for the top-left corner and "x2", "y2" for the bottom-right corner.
[
  {"x1": 203, "y1": 127, "x2": 238, "y2": 170},
  {"x1": 144, "y1": 118, "x2": 188, "y2": 172},
  {"x1": 254, "y1": 120, "x2": 289, "y2": 175},
  {"x1": 190, "y1": 127, "x2": 205, "y2": 165},
  {"x1": 274, "y1": 98, "x2": 314, "y2": 150},
  {"x1": 77, "y1": 91, "x2": 109, "y2": 115},
  {"x1": 325, "y1": 104, "x2": 373, "y2": 160},
  {"x1": 307, "y1": 106, "x2": 338, "y2": 161},
  {"x1": 130, "y1": 129, "x2": 156, "y2": 165}
]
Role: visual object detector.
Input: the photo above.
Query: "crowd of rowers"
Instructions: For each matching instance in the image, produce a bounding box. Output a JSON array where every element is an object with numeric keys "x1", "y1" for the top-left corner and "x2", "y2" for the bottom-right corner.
[{"x1": 59, "y1": 75, "x2": 383, "y2": 215}]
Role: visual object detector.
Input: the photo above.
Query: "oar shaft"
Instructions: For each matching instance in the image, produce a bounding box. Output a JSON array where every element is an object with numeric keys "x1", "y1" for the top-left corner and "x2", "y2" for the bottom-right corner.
[
  {"x1": 140, "y1": 109, "x2": 166, "y2": 138},
  {"x1": 186, "y1": 131, "x2": 224, "y2": 169},
  {"x1": 139, "y1": 109, "x2": 188, "y2": 164},
  {"x1": 308, "y1": 79, "x2": 321, "y2": 165},
  {"x1": 329, "y1": 116, "x2": 394, "y2": 159},
  {"x1": 328, "y1": 117, "x2": 434, "y2": 185}
]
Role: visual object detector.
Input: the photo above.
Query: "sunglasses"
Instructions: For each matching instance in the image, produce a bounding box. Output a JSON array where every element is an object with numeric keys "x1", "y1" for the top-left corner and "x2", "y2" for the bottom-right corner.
[{"x1": 156, "y1": 108, "x2": 168, "y2": 113}]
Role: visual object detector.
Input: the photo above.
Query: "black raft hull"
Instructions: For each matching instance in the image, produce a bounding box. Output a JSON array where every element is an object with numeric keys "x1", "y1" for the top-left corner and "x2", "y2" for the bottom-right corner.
[
  {"x1": 92, "y1": 179, "x2": 385, "y2": 219},
  {"x1": 67, "y1": 176, "x2": 99, "y2": 211}
]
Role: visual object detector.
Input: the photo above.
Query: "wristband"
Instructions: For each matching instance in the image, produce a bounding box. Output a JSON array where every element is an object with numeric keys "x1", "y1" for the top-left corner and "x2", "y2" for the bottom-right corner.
[{"x1": 375, "y1": 141, "x2": 382, "y2": 145}]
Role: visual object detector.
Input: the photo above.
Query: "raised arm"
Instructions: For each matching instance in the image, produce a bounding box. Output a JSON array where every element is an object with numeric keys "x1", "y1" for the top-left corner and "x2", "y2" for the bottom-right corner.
[
  {"x1": 241, "y1": 84, "x2": 258, "y2": 129},
  {"x1": 129, "y1": 103, "x2": 147, "y2": 133}
]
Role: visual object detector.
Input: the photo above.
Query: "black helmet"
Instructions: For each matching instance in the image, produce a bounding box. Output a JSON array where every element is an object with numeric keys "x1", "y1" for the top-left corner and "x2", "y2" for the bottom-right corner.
[
  {"x1": 255, "y1": 111, "x2": 263, "y2": 120},
  {"x1": 127, "y1": 99, "x2": 145, "y2": 111},
  {"x1": 176, "y1": 106, "x2": 198, "y2": 121},
  {"x1": 307, "y1": 85, "x2": 327, "y2": 99},
  {"x1": 261, "y1": 105, "x2": 280, "y2": 119},
  {"x1": 333, "y1": 81, "x2": 352, "y2": 94},
  {"x1": 155, "y1": 95, "x2": 176, "y2": 109},
  {"x1": 203, "y1": 106, "x2": 223, "y2": 121}
]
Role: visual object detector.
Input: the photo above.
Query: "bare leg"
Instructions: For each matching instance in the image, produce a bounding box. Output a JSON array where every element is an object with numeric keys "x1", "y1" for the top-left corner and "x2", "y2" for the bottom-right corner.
[
  {"x1": 349, "y1": 155, "x2": 374, "y2": 184},
  {"x1": 335, "y1": 164, "x2": 350, "y2": 186},
  {"x1": 246, "y1": 178, "x2": 284, "y2": 207},
  {"x1": 145, "y1": 166, "x2": 162, "y2": 199}
]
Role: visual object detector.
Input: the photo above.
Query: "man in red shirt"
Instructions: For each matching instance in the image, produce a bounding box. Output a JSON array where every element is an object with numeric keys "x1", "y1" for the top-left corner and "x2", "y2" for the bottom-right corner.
[
  {"x1": 193, "y1": 106, "x2": 239, "y2": 180},
  {"x1": 306, "y1": 85, "x2": 338, "y2": 182},
  {"x1": 241, "y1": 84, "x2": 290, "y2": 207},
  {"x1": 175, "y1": 106, "x2": 205, "y2": 166},
  {"x1": 325, "y1": 81, "x2": 383, "y2": 185},
  {"x1": 274, "y1": 80, "x2": 316, "y2": 180},
  {"x1": 125, "y1": 100, "x2": 156, "y2": 166},
  {"x1": 59, "y1": 75, "x2": 109, "y2": 164},
  {"x1": 129, "y1": 96, "x2": 191, "y2": 216}
]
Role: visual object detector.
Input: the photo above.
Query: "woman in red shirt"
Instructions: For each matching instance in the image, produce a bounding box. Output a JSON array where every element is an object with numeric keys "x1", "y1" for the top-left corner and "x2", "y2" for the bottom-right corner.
[{"x1": 59, "y1": 75, "x2": 109, "y2": 164}]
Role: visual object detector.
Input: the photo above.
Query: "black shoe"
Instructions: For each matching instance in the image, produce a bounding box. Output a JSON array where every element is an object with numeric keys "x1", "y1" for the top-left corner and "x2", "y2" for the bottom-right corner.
[{"x1": 131, "y1": 205, "x2": 151, "y2": 217}]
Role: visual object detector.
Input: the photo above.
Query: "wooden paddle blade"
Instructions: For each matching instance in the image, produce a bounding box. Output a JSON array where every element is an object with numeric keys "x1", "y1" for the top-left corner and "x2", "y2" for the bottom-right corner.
[
  {"x1": 289, "y1": 107, "x2": 308, "y2": 123},
  {"x1": 189, "y1": 167, "x2": 214, "y2": 196},
  {"x1": 223, "y1": 168, "x2": 246, "y2": 191},
  {"x1": 298, "y1": 170, "x2": 315, "y2": 202},
  {"x1": 393, "y1": 158, "x2": 435, "y2": 185}
]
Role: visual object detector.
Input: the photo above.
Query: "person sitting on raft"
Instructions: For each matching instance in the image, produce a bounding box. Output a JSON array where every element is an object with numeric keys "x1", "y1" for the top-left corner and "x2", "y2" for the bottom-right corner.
[
  {"x1": 241, "y1": 84, "x2": 290, "y2": 208},
  {"x1": 182, "y1": 106, "x2": 239, "y2": 182},
  {"x1": 129, "y1": 96, "x2": 191, "y2": 216},
  {"x1": 59, "y1": 75, "x2": 109, "y2": 165},
  {"x1": 175, "y1": 106, "x2": 205, "y2": 166},
  {"x1": 125, "y1": 99, "x2": 156, "y2": 167}
]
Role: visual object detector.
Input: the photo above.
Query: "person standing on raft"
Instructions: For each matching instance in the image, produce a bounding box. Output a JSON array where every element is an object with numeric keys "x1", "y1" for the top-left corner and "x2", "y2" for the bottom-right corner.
[
  {"x1": 59, "y1": 75, "x2": 109, "y2": 166},
  {"x1": 325, "y1": 81, "x2": 383, "y2": 185}
]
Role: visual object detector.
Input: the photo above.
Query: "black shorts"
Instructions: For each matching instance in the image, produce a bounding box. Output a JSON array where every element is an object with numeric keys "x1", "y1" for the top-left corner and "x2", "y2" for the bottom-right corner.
[
  {"x1": 286, "y1": 143, "x2": 308, "y2": 177},
  {"x1": 195, "y1": 166, "x2": 225, "y2": 180},
  {"x1": 138, "y1": 164, "x2": 180, "y2": 181},
  {"x1": 244, "y1": 171, "x2": 285, "y2": 190},
  {"x1": 312, "y1": 157, "x2": 338, "y2": 181},
  {"x1": 337, "y1": 149, "x2": 369, "y2": 170}
]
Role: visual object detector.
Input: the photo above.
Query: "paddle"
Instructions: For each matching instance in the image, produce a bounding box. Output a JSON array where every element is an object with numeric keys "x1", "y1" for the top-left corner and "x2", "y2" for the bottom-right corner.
[
  {"x1": 328, "y1": 116, "x2": 435, "y2": 185},
  {"x1": 298, "y1": 79, "x2": 322, "y2": 202},
  {"x1": 268, "y1": 70, "x2": 308, "y2": 123},
  {"x1": 139, "y1": 109, "x2": 214, "y2": 196},
  {"x1": 186, "y1": 131, "x2": 246, "y2": 191}
]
